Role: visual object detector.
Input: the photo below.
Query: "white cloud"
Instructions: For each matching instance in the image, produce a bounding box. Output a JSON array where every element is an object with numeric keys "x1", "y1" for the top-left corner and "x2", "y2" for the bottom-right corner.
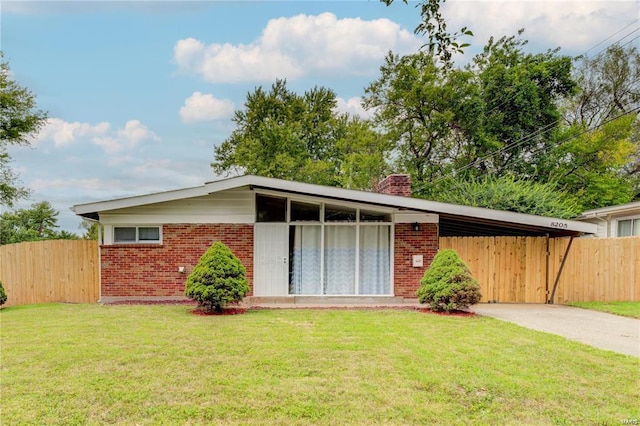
[
  {"x1": 180, "y1": 91, "x2": 235, "y2": 123},
  {"x1": 36, "y1": 118, "x2": 160, "y2": 155},
  {"x1": 334, "y1": 96, "x2": 376, "y2": 119},
  {"x1": 35, "y1": 118, "x2": 110, "y2": 147},
  {"x1": 118, "y1": 119, "x2": 160, "y2": 145},
  {"x1": 92, "y1": 120, "x2": 159, "y2": 155},
  {"x1": 30, "y1": 177, "x2": 122, "y2": 193},
  {"x1": 174, "y1": 12, "x2": 420, "y2": 83},
  {"x1": 444, "y1": 1, "x2": 639, "y2": 54}
]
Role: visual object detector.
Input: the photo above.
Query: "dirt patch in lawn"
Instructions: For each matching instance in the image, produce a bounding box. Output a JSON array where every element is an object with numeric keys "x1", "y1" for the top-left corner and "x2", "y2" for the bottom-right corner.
[
  {"x1": 191, "y1": 307, "x2": 248, "y2": 316},
  {"x1": 415, "y1": 307, "x2": 476, "y2": 317},
  {"x1": 106, "y1": 300, "x2": 197, "y2": 306}
]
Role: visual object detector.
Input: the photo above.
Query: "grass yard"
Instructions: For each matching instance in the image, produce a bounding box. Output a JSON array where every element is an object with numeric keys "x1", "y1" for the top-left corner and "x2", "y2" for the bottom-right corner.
[
  {"x1": 1, "y1": 304, "x2": 639, "y2": 425},
  {"x1": 567, "y1": 301, "x2": 640, "y2": 319}
]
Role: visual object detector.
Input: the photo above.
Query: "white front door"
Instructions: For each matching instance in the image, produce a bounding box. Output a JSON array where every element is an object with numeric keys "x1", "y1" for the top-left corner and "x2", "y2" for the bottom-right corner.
[{"x1": 253, "y1": 224, "x2": 289, "y2": 296}]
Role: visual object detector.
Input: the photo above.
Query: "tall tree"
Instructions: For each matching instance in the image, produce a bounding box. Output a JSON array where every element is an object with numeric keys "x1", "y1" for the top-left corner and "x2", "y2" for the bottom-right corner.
[
  {"x1": 564, "y1": 44, "x2": 639, "y2": 128},
  {"x1": 379, "y1": 0, "x2": 637, "y2": 211},
  {"x1": 212, "y1": 79, "x2": 388, "y2": 189},
  {"x1": 540, "y1": 114, "x2": 638, "y2": 210},
  {"x1": 465, "y1": 32, "x2": 576, "y2": 176},
  {"x1": 380, "y1": 0, "x2": 473, "y2": 68},
  {"x1": 363, "y1": 32, "x2": 576, "y2": 188},
  {"x1": 562, "y1": 44, "x2": 640, "y2": 201},
  {"x1": 0, "y1": 201, "x2": 78, "y2": 245},
  {"x1": 0, "y1": 54, "x2": 48, "y2": 207},
  {"x1": 363, "y1": 51, "x2": 478, "y2": 184},
  {"x1": 336, "y1": 117, "x2": 392, "y2": 190}
]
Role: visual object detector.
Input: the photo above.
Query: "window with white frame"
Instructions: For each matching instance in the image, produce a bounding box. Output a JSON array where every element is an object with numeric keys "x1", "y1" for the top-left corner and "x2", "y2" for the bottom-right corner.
[
  {"x1": 617, "y1": 218, "x2": 640, "y2": 237},
  {"x1": 255, "y1": 195, "x2": 392, "y2": 296},
  {"x1": 114, "y1": 226, "x2": 161, "y2": 243}
]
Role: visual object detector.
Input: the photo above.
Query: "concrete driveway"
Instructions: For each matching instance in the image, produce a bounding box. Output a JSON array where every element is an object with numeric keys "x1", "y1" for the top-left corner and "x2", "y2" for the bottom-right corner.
[{"x1": 472, "y1": 304, "x2": 640, "y2": 358}]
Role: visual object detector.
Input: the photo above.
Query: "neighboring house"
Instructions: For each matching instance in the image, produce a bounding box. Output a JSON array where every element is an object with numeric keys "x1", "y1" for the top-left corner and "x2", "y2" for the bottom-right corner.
[
  {"x1": 72, "y1": 174, "x2": 596, "y2": 304},
  {"x1": 576, "y1": 201, "x2": 640, "y2": 237}
]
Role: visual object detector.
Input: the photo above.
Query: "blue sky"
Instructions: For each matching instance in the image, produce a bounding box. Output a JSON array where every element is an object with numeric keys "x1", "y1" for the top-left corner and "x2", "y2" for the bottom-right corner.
[{"x1": 3, "y1": 0, "x2": 639, "y2": 233}]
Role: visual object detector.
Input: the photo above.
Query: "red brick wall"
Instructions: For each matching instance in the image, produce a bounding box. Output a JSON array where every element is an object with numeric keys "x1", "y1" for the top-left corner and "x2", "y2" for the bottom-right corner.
[
  {"x1": 394, "y1": 223, "x2": 438, "y2": 298},
  {"x1": 101, "y1": 224, "x2": 253, "y2": 298},
  {"x1": 377, "y1": 174, "x2": 412, "y2": 197}
]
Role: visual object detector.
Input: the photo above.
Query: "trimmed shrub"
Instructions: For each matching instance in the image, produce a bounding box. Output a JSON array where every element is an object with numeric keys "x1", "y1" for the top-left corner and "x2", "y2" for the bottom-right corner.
[
  {"x1": 184, "y1": 242, "x2": 249, "y2": 313},
  {"x1": 0, "y1": 280, "x2": 7, "y2": 306},
  {"x1": 417, "y1": 249, "x2": 481, "y2": 312}
]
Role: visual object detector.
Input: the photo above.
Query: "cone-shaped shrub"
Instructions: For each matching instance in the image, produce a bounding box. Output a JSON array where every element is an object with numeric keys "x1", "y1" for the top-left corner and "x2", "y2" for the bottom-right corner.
[
  {"x1": 0, "y1": 280, "x2": 6, "y2": 306},
  {"x1": 417, "y1": 249, "x2": 481, "y2": 312},
  {"x1": 184, "y1": 241, "x2": 249, "y2": 313}
]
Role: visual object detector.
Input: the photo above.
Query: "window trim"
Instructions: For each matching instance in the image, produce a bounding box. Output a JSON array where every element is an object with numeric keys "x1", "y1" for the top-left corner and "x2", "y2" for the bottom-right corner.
[
  {"x1": 254, "y1": 190, "x2": 395, "y2": 296},
  {"x1": 614, "y1": 215, "x2": 640, "y2": 237},
  {"x1": 113, "y1": 225, "x2": 162, "y2": 244}
]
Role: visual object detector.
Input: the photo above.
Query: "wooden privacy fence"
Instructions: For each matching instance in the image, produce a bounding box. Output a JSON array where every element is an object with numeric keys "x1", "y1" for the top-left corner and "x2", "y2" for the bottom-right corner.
[
  {"x1": 440, "y1": 236, "x2": 640, "y2": 303},
  {"x1": 0, "y1": 237, "x2": 637, "y2": 306},
  {"x1": 0, "y1": 240, "x2": 99, "y2": 307}
]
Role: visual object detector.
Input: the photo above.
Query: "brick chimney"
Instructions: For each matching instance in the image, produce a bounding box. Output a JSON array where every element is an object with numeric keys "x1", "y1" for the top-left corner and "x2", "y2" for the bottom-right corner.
[{"x1": 377, "y1": 174, "x2": 412, "y2": 197}]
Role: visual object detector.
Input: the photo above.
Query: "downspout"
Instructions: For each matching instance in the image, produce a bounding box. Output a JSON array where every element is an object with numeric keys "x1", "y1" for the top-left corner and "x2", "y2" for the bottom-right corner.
[
  {"x1": 547, "y1": 235, "x2": 575, "y2": 304},
  {"x1": 580, "y1": 212, "x2": 609, "y2": 237},
  {"x1": 97, "y1": 220, "x2": 102, "y2": 304}
]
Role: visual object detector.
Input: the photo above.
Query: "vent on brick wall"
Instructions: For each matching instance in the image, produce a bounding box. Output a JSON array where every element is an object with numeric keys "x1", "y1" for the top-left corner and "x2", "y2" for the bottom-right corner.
[{"x1": 377, "y1": 174, "x2": 411, "y2": 197}]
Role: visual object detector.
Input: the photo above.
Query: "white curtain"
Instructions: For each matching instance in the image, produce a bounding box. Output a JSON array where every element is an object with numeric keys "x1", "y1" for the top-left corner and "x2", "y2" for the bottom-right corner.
[
  {"x1": 324, "y1": 225, "x2": 356, "y2": 294},
  {"x1": 290, "y1": 225, "x2": 322, "y2": 294},
  {"x1": 359, "y1": 226, "x2": 391, "y2": 294}
]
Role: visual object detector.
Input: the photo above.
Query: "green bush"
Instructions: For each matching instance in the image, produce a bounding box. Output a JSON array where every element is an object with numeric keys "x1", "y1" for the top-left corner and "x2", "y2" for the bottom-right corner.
[
  {"x1": 0, "y1": 280, "x2": 7, "y2": 306},
  {"x1": 423, "y1": 175, "x2": 581, "y2": 219},
  {"x1": 184, "y1": 242, "x2": 249, "y2": 313},
  {"x1": 417, "y1": 249, "x2": 481, "y2": 312}
]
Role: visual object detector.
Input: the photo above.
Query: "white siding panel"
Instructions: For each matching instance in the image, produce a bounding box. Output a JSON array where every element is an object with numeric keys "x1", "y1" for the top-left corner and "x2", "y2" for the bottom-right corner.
[
  {"x1": 579, "y1": 218, "x2": 613, "y2": 238},
  {"x1": 100, "y1": 189, "x2": 255, "y2": 224}
]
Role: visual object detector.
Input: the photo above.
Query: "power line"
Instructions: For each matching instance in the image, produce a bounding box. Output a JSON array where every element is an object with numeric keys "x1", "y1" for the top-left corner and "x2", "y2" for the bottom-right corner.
[
  {"x1": 384, "y1": 19, "x2": 640, "y2": 193},
  {"x1": 527, "y1": 107, "x2": 639, "y2": 159},
  {"x1": 617, "y1": 33, "x2": 640, "y2": 51},
  {"x1": 584, "y1": 18, "x2": 639, "y2": 55},
  {"x1": 428, "y1": 106, "x2": 639, "y2": 188},
  {"x1": 443, "y1": 120, "x2": 560, "y2": 178},
  {"x1": 591, "y1": 28, "x2": 640, "y2": 58},
  {"x1": 424, "y1": 23, "x2": 640, "y2": 185}
]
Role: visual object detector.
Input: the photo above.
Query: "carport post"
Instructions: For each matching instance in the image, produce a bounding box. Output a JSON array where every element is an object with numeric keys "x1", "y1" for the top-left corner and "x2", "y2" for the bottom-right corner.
[{"x1": 547, "y1": 236, "x2": 574, "y2": 304}]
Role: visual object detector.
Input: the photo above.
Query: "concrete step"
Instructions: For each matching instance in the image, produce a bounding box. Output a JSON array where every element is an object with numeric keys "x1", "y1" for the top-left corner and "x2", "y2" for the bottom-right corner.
[{"x1": 293, "y1": 296, "x2": 405, "y2": 304}]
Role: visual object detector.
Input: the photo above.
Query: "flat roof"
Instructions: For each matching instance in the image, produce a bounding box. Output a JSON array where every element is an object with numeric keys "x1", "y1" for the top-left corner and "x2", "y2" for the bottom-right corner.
[{"x1": 72, "y1": 174, "x2": 596, "y2": 237}]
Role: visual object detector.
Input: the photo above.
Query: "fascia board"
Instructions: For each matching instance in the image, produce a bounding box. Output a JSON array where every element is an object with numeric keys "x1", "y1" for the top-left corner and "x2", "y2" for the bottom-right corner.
[
  {"x1": 73, "y1": 174, "x2": 598, "y2": 234},
  {"x1": 578, "y1": 201, "x2": 640, "y2": 219},
  {"x1": 71, "y1": 185, "x2": 208, "y2": 215},
  {"x1": 238, "y1": 176, "x2": 597, "y2": 234}
]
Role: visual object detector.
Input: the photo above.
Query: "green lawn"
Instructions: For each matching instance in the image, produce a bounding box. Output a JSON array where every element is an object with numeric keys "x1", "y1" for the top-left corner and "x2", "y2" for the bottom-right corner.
[
  {"x1": 568, "y1": 301, "x2": 640, "y2": 319},
  {"x1": 1, "y1": 304, "x2": 638, "y2": 425}
]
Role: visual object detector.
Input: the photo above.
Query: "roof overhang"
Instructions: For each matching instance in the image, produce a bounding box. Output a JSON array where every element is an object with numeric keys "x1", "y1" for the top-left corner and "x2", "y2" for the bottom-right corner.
[
  {"x1": 72, "y1": 174, "x2": 597, "y2": 237},
  {"x1": 577, "y1": 201, "x2": 640, "y2": 219}
]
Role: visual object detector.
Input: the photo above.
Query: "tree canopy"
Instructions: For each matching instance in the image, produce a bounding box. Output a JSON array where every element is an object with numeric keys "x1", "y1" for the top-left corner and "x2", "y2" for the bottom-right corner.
[
  {"x1": 0, "y1": 55, "x2": 48, "y2": 207},
  {"x1": 210, "y1": 0, "x2": 639, "y2": 216},
  {"x1": 429, "y1": 175, "x2": 581, "y2": 219},
  {"x1": 363, "y1": 32, "x2": 577, "y2": 197},
  {"x1": 212, "y1": 79, "x2": 389, "y2": 190},
  {"x1": 0, "y1": 201, "x2": 78, "y2": 245}
]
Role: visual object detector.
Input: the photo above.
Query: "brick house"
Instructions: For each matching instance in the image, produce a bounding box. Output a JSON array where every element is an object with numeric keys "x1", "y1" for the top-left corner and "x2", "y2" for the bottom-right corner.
[{"x1": 72, "y1": 174, "x2": 594, "y2": 303}]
